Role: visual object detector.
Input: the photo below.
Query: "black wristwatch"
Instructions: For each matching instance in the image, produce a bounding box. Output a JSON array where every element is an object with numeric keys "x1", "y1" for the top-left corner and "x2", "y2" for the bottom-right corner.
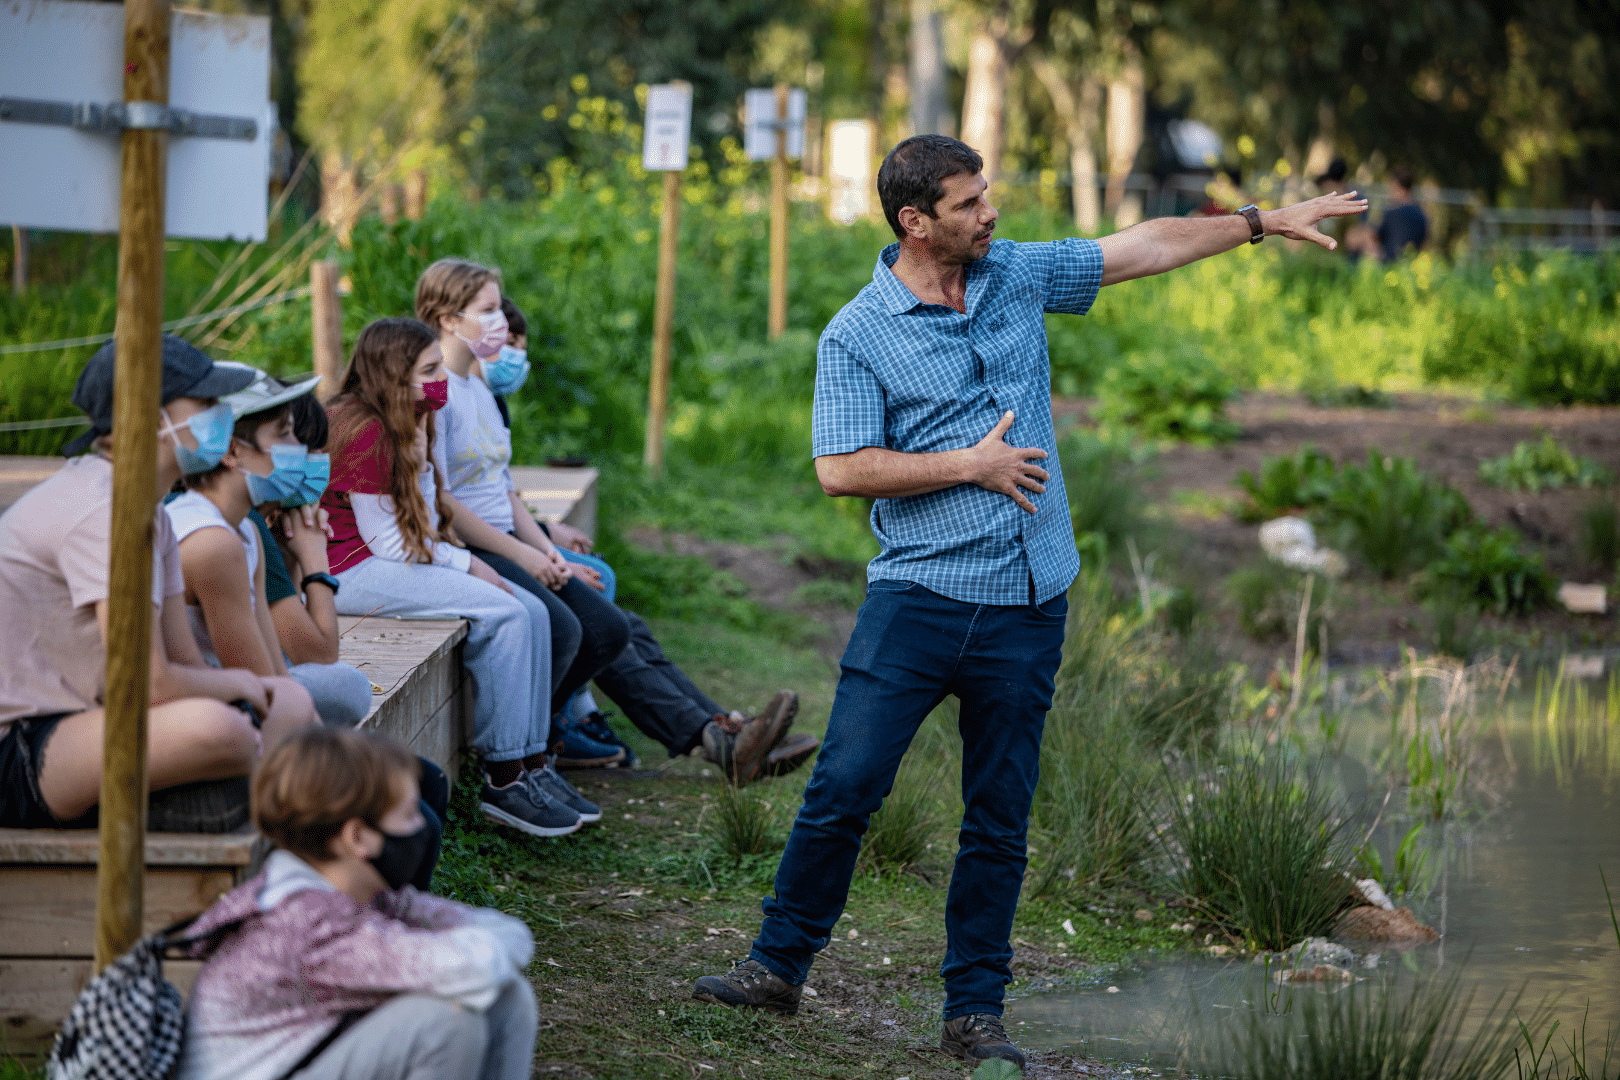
[
  {"x1": 301, "y1": 571, "x2": 341, "y2": 596},
  {"x1": 1237, "y1": 203, "x2": 1264, "y2": 244}
]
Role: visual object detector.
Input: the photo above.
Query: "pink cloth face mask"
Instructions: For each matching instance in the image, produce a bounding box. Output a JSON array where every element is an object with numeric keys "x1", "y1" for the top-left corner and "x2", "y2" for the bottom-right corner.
[{"x1": 454, "y1": 309, "x2": 508, "y2": 359}]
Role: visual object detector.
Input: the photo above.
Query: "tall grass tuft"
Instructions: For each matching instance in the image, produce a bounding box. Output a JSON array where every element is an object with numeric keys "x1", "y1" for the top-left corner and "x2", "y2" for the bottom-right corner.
[
  {"x1": 705, "y1": 781, "x2": 784, "y2": 863},
  {"x1": 1165, "y1": 752, "x2": 1354, "y2": 951},
  {"x1": 1581, "y1": 498, "x2": 1620, "y2": 575},
  {"x1": 859, "y1": 751, "x2": 945, "y2": 871},
  {"x1": 1214, "y1": 967, "x2": 1538, "y2": 1080}
]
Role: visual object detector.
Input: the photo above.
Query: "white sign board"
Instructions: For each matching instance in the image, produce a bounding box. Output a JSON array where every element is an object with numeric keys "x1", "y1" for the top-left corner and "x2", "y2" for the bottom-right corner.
[
  {"x1": 827, "y1": 119, "x2": 874, "y2": 225},
  {"x1": 641, "y1": 83, "x2": 692, "y2": 172},
  {"x1": 0, "y1": 0, "x2": 273, "y2": 241},
  {"x1": 743, "y1": 87, "x2": 806, "y2": 162}
]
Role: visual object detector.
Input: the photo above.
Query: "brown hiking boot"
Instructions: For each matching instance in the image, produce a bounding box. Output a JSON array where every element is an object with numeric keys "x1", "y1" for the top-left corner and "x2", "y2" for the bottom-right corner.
[
  {"x1": 941, "y1": 1013, "x2": 1027, "y2": 1070},
  {"x1": 692, "y1": 958, "x2": 802, "y2": 1015},
  {"x1": 761, "y1": 731, "x2": 820, "y2": 777},
  {"x1": 728, "y1": 690, "x2": 797, "y2": 782}
]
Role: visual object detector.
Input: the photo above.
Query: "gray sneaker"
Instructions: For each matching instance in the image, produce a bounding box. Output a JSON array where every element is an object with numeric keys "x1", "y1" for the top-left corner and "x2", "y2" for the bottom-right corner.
[
  {"x1": 531, "y1": 761, "x2": 602, "y2": 823},
  {"x1": 480, "y1": 776, "x2": 581, "y2": 838}
]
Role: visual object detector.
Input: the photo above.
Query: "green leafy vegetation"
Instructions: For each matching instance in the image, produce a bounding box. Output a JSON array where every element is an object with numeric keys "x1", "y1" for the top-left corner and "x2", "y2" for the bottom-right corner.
[
  {"x1": 1478, "y1": 435, "x2": 1613, "y2": 492},
  {"x1": 1094, "y1": 342, "x2": 1242, "y2": 444},
  {"x1": 1327, "y1": 453, "x2": 1474, "y2": 579},
  {"x1": 1581, "y1": 499, "x2": 1620, "y2": 575},
  {"x1": 1418, "y1": 526, "x2": 1556, "y2": 616},
  {"x1": 1237, "y1": 445, "x2": 1340, "y2": 523}
]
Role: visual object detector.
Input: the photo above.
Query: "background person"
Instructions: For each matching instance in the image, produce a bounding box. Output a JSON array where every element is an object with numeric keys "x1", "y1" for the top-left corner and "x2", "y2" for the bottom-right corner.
[
  {"x1": 0, "y1": 336, "x2": 316, "y2": 833},
  {"x1": 176, "y1": 727, "x2": 537, "y2": 1080},
  {"x1": 691, "y1": 134, "x2": 1367, "y2": 1069},
  {"x1": 1377, "y1": 164, "x2": 1429, "y2": 261}
]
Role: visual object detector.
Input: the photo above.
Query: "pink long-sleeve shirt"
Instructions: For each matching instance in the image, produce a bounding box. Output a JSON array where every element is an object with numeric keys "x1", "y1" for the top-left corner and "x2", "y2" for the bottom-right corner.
[{"x1": 176, "y1": 850, "x2": 533, "y2": 1080}]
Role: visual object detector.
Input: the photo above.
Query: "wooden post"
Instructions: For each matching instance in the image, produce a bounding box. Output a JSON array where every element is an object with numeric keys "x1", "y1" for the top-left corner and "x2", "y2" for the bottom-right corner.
[
  {"x1": 10, "y1": 225, "x2": 25, "y2": 295},
  {"x1": 403, "y1": 170, "x2": 426, "y2": 221},
  {"x1": 310, "y1": 259, "x2": 344, "y2": 401},
  {"x1": 643, "y1": 169, "x2": 681, "y2": 473},
  {"x1": 767, "y1": 83, "x2": 790, "y2": 341},
  {"x1": 97, "y1": 0, "x2": 170, "y2": 972}
]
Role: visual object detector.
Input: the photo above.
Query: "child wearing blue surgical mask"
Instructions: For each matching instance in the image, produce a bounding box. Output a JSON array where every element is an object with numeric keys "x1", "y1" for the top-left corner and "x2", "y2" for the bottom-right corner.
[{"x1": 165, "y1": 367, "x2": 374, "y2": 734}]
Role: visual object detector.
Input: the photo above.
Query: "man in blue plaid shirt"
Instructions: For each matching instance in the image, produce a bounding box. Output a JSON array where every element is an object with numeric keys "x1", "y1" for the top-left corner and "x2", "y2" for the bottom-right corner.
[{"x1": 696, "y1": 135, "x2": 1366, "y2": 1068}]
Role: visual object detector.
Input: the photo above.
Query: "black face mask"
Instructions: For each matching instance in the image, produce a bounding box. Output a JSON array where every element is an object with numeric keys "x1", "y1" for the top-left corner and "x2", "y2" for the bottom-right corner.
[{"x1": 368, "y1": 821, "x2": 433, "y2": 891}]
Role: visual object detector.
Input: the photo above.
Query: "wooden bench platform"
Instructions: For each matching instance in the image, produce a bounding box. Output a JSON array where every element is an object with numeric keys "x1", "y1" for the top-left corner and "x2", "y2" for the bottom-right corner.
[{"x1": 0, "y1": 457, "x2": 598, "y2": 1054}]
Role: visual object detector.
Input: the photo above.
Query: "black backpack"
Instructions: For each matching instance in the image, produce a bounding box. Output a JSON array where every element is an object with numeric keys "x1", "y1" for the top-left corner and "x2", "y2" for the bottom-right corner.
[{"x1": 48, "y1": 918, "x2": 358, "y2": 1080}]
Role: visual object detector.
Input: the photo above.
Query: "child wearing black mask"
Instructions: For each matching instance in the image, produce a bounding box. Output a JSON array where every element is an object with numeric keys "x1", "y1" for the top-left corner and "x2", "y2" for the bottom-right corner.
[{"x1": 176, "y1": 728, "x2": 537, "y2": 1080}]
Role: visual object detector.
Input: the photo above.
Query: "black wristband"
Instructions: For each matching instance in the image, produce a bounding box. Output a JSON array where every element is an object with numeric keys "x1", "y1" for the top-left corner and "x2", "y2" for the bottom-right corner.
[
  {"x1": 1237, "y1": 203, "x2": 1264, "y2": 244},
  {"x1": 301, "y1": 571, "x2": 340, "y2": 596}
]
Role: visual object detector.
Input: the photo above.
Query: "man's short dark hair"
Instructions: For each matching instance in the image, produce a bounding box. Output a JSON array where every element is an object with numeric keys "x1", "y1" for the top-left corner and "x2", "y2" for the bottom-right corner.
[
  {"x1": 1390, "y1": 165, "x2": 1416, "y2": 191},
  {"x1": 877, "y1": 135, "x2": 984, "y2": 239}
]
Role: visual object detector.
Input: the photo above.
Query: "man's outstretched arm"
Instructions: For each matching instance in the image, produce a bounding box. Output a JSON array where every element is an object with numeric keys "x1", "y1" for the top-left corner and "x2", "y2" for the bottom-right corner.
[{"x1": 1097, "y1": 190, "x2": 1369, "y2": 287}]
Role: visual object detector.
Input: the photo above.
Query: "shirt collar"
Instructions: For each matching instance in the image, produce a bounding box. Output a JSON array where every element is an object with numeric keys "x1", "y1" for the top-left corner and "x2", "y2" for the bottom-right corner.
[{"x1": 871, "y1": 240, "x2": 996, "y2": 317}]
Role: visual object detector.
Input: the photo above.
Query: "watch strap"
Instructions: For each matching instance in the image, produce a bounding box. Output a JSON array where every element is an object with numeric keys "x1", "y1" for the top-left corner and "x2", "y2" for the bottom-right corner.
[
  {"x1": 1238, "y1": 204, "x2": 1264, "y2": 244},
  {"x1": 301, "y1": 571, "x2": 340, "y2": 596}
]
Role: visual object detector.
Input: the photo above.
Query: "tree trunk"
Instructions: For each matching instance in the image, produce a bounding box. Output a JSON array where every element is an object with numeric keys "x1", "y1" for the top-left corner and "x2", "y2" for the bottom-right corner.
[
  {"x1": 1104, "y1": 49, "x2": 1144, "y2": 228},
  {"x1": 1031, "y1": 51, "x2": 1102, "y2": 235},
  {"x1": 909, "y1": 0, "x2": 953, "y2": 137},
  {"x1": 961, "y1": 30, "x2": 1007, "y2": 184},
  {"x1": 319, "y1": 153, "x2": 359, "y2": 248}
]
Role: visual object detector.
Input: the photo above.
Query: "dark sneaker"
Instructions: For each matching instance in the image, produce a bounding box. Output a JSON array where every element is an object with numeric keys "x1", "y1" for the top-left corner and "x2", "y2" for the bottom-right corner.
[
  {"x1": 554, "y1": 718, "x2": 628, "y2": 769},
  {"x1": 692, "y1": 959, "x2": 802, "y2": 1016},
  {"x1": 726, "y1": 690, "x2": 799, "y2": 783},
  {"x1": 480, "y1": 777, "x2": 582, "y2": 838},
  {"x1": 531, "y1": 760, "x2": 602, "y2": 823},
  {"x1": 148, "y1": 777, "x2": 251, "y2": 833},
  {"x1": 941, "y1": 1013, "x2": 1026, "y2": 1070},
  {"x1": 577, "y1": 710, "x2": 639, "y2": 770},
  {"x1": 761, "y1": 732, "x2": 820, "y2": 778}
]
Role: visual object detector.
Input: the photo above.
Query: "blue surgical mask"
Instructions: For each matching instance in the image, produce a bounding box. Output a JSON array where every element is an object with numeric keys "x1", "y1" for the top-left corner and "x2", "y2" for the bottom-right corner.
[
  {"x1": 240, "y1": 443, "x2": 308, "y2": 506},
  {"x1": 282, "y1": 452, "x2": 329, "y2": 507},
  {"x1": 160, "y1": 402, "x2": 234, "y2": 475},
  {"x1": 483, "y1": 344, "x2": 530, "y2": 396}
]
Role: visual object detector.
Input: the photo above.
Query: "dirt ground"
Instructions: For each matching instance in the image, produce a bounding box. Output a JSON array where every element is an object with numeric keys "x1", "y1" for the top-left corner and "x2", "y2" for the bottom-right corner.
[{"x1": 1055, "y1": 392, "x2": 1620, "y2": 668}]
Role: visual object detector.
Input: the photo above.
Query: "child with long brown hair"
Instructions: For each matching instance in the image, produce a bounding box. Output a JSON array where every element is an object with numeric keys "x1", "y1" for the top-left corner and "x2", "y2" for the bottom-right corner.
[{"x1": 318, "y1": 318, "x2": 589, "y2": 838}]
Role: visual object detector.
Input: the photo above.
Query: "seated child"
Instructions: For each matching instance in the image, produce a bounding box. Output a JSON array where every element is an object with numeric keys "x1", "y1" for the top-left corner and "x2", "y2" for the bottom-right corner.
[
  {"x1": 0, "y1": 336, "x2": 316, "y2": 832},
  {"x1": 490, "y1": 297, "x2": 819, "y2": 783},
  {"x1": 415, "y1": 259, "x2": 631, "y2": 768},
  {"x1": 321, "y1": 317, "x2": 593, "y2": 838},
  {"x1": 177, "y1": 727, "x2": 537, "y2": 1080},
  {"x1": 166, "y1": 365, "x2": 374, "y2": 727}
]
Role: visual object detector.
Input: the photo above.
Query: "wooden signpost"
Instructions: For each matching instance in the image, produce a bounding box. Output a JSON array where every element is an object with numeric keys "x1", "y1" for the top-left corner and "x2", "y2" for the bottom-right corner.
[
  {"x1": 745, "y1": 85, "x2": 806, "y2": 341},
  {"x1": 0, "y1": 0, "x2": 271, "y2": 972},
  {"x1": 311, "y1": 258, "x2": 344, "y2": 400},
  {"x1": 640, "y1": 81, "x2": 692, "y2": 474}
]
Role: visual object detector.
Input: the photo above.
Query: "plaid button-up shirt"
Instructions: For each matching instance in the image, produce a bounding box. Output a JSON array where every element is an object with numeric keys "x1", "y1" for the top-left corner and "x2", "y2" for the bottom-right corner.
[{"x1": 812, "y1": 237, "x2": 1105, "y2": 606}]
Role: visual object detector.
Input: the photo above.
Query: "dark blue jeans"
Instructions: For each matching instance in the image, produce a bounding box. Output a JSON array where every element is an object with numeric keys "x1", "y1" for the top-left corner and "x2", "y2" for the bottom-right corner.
[{"x1": 749, "y1": 578, "x2": 1068, "y2": 1019}]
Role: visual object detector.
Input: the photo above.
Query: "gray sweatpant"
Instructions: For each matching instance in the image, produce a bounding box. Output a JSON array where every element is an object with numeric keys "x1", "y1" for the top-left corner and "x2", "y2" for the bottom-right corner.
[
  {"x1": 298, "y1": 980, "x2": 537, "y2": 1080},
  {"x1": 287, "y1": 661, "x2": 375, "y2": 727}
]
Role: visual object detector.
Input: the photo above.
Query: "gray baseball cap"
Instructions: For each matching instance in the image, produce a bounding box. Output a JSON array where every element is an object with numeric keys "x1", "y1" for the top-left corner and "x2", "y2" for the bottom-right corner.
[
  {"x1": 215, "y1": 363, "x2": 322, "y2": 420},
  {"x1": 62, "y1": 334, "x2": 258, "y2": 456}
]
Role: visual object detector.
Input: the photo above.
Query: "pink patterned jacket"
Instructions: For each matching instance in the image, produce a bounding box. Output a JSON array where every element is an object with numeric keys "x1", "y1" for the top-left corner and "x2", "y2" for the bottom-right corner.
[{"x1": 175, "y1": 850, "x2": 533, "y2": 1080}]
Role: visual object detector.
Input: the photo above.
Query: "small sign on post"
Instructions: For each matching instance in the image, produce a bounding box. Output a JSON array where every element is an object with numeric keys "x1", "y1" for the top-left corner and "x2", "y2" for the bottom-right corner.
[
  {"x1": 745, "y1": 86, "x2": 805, "y2": 341},
  {"x1": 827, "y1": 119, "x2": 876, "y2": 226},
  {"x1": 641, "y1": 82, "x2": 691, "y2": 474}
]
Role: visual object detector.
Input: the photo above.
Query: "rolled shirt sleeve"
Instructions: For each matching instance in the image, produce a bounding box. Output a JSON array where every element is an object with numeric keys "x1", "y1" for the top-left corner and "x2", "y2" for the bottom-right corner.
[{"x1": 811, "y1": 334, "x2": 888, "y2": 459}]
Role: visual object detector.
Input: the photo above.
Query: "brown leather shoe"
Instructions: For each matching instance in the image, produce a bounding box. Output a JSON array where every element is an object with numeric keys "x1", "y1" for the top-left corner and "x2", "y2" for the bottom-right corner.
[
  {"x1": 692, "y1": 958, "x2": 802, "y2": 1015},
  {"x1": 727, "y1": 690, "x2": 798, "y2": 782},
  {"x1": 761, "y1": 731, "x2": 820, "y2": 777},
  {"x1": 941, "y1": 1013, "x2": 1026, "y2": 1070}
]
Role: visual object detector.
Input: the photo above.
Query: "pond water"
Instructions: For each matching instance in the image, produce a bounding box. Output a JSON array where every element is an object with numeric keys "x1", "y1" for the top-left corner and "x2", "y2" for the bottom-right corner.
[{"x1": 1007, "y1": 661, "x2": 1620, "y2": 1072}]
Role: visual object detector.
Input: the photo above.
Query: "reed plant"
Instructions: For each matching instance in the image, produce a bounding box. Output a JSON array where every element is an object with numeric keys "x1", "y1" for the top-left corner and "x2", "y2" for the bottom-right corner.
[
  {"x1": 1212, "y1": 966, "x2": 1538, "y2": 1080},
  {"x1": 704, "y1": 780, "x2": 786, "y2": 863},
  {"x1": 1165, "y1": 751, "x2": 1355, "y2": 951},
  {"x1": 858, "y1": 747, "x2": 947, "y2": 871}
]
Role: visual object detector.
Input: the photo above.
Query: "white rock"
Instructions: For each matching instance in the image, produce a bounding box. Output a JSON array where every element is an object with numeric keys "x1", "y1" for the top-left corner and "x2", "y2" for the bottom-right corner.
[
  {"x1": 1354, "y1": 878, "x2": 1396, "y2": 912},
  {"x1": 1558, "y1": 582, "x2": 1607, "y2": 615}
]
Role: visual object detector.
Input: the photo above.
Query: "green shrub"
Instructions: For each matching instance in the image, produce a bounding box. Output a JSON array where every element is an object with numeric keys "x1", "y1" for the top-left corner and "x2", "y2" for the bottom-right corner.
[
  {"x1": 1327, "y1": 452, "x2": 1473, "y2": 578},
  {"x1": 1477, "y1": 435, "x2": 1613, "y2": 492},
  {"x1": 1062, "y1": 431, "x2": 1145, "y2": 558},
  {"x1": 1165, "y1": 753, "x2": 1355, "y2": 951},
  {"x1": 1417, "y1": 526, "x2": 1556, "y2": 616},
  {"x1": 1581, "y1": 498, "x2": 1620, "y2": 572},
  {"x1": 704, "y1": 782, "x2": 785, "y2": 862},
  {"x1": 1095, "y1": 343, "x2": 1241, "y2": 444},
  {"x1": 1236, "y1": 445, "x2": 1339, "y2": 523}
]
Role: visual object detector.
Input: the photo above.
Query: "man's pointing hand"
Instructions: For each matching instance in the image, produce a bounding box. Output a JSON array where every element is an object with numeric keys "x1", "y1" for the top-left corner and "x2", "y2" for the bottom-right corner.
[{"x1": 968, "y1": 411, "x2": 1049, "y2": 514}]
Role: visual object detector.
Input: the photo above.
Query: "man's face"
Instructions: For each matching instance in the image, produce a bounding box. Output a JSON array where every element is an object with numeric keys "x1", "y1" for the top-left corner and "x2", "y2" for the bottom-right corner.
[{"x1": 906, "y1": 171, "x2": 998, "y2": 264}]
